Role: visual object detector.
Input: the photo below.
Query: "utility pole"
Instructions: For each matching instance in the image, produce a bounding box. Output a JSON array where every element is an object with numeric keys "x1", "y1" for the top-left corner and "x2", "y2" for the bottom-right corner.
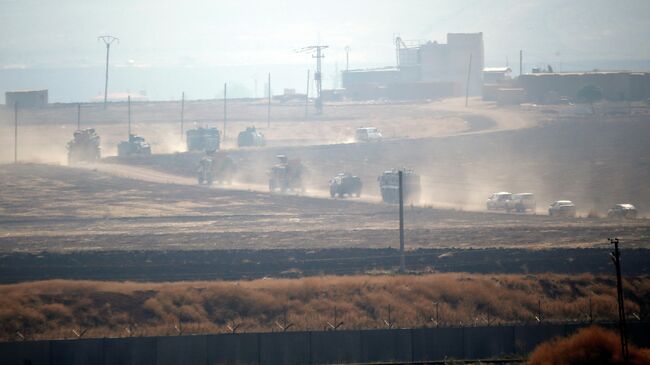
[
  {"x1": 345, "y1": 46, "x2": 351, "y2": 71},
  {"x1": 305, "y1": 69, "x2": 310, "y2": 119},
  {"x1": 127, "y1": 95, "x2": 131, "y2": 136},
  {"x1": 76, "y1": 103, "x2": 81, "y2": 130},
  {"x1": 180, "y1": 92, "x2": 185, "y2": 141},
  {"x1": 298, "y1": 45, "x2": 328, "y2": 113},
  {"x1": 519, "y1": 50, "x2": 523, "y2": 76},
  {"x1": 223, "y1": 83, "x2": 227, "y2": 141},
  {"x1": 465, "y1": 53, "x2": 473, "y2": 107},
  {"x1": 267, "y1": 73, "x2": 271, "y2": 127},
  {"x1": 398, "y1": 170, "x2": 405, "y2": 273},
  {"x1": 14, "y1": 102, "x2": 18, "y2": 163},
  {"x1": 610, "y1": 237, "x2": 629, "y2": 362},
  {"x1": 98, "y1": 35, "x2": 119, "y2": 109}
]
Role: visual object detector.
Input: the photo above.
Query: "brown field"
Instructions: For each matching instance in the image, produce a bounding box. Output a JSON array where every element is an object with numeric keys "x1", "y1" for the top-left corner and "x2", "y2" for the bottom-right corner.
[
  {"x1": 2, "y1": 163, "x2": 649, "y2": 253},
  {"x1": 1, "y1": 273, "x2": 648, "y2": 342}
]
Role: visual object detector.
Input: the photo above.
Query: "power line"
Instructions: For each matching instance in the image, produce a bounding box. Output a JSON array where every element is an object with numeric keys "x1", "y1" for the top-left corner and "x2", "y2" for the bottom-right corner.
[
  {"x1": 98, "y1": 35, "x2": 119, "y2": 109},
  {"x1": 298, "y1": 45, "x2": 328, "y2": 114},
  {"x1": 14, "y1": 102, "x2": 18, "y2": 163},
  {"x1": 609, "y1": 237, "x2": 629, "y2": 362}
]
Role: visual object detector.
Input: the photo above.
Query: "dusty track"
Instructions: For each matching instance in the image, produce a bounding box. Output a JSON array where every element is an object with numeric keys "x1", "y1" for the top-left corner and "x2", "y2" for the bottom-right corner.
[{"x1": 2, "y1": 163, "x2": 649, "y2": 253}]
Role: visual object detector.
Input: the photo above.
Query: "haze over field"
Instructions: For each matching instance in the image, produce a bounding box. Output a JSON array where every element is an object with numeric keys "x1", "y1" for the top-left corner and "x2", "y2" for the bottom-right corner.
[{"x1": 1, "y1": 0, "x2": 650, "y2": 102}]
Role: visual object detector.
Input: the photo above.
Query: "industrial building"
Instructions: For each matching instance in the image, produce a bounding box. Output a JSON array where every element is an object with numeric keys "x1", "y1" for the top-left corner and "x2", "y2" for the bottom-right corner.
[
  {"x1": 5, "y1": 89, "x2": 48, "y2": 107},
  {"x1": 518, "y1": 71, "x2": 650, "y2": 103},
  {"x1": 341, "y1": 33, "x2": 484, "y2": 100}
]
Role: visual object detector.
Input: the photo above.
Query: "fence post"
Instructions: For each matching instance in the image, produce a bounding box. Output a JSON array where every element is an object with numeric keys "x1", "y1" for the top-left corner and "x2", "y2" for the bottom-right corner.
[
  {"x1": 410, "y1": 328, "x2": 415, "y2": 363},
  {"x1": 257, "y1": 332, "x2": 261, "y2": 365},
  {"x1": 308, "y1": 331, "x2": 313, "y2": 364},
  {"x1": 461, "y1": 326, "x2": 466, "y2": 359}
]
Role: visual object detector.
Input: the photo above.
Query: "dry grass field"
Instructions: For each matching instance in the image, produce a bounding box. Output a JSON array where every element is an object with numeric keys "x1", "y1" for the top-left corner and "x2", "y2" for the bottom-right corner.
[
  {"x1": 2, "y1": 163, "x2": 649, "y2": 253},
  {"x1": 1, "y1": 273, "x2": 648, "y2": 341}
]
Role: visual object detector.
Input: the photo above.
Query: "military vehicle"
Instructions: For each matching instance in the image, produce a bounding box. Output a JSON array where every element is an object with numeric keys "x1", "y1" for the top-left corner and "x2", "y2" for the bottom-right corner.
[
  {"x1": 187, "y1": 127, "x2": 220, "y2": 152},
  {"x1": 486, "y1": 192, "x2": 513, "y2": 211},
  {"x1": 67, "y1": 128, "x2": 101, "y2": 164},
  {"x1": 117, "y1": 134, "x2": 151, "y2": 157},
  {"x1": 197, "y1": 151, "x2": 236, "y2": 185},
  {"x1": 355, "y1": 127, "x2": 383, "y2": 142},
  {"x1": 508, "y1": 193, "x2": 536, "y2": 213},
  {"x1": 237, "y1": 126, "x2": 266, "y2": 147},
  {"x1": 378, "y1": 169, "x2": 420, "y2": 204},
  {"x1": 329, "y1": 173, "x2": 362, "y2": 198},
  {"x1": 268, "y1": 155, "x2": 305, "y2": 193}
]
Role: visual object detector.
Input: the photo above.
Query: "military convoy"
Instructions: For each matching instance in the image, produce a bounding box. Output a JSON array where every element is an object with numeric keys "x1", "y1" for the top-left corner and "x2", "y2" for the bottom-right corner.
[
  {"x1": 117, "y1": 134, "x2": 151, "y2": 157},
  {"x1": 329, "y1": 173, "x2": 362, "y2": 198},
  {"x1": 268, "y1": 155, "x2": 305, "y2": 193},
  {"x1": 197, "y1": 151, "x2": 236, "y2": 185},
  {"x1": 378, "y1": 169, "x2": 421, "y2": 204},
  {"x1": 238, "y1": 127, "x2": 266, "y2": 148},
  {"x1": 187, "y1": 127, "x2": 221, "y2": 151},
  {"x1": 60, "y1": 121, "x2": 636, "y2": 220},
  {"x1": 67, "y1": 128, "x2": 101, "y2": 164}
]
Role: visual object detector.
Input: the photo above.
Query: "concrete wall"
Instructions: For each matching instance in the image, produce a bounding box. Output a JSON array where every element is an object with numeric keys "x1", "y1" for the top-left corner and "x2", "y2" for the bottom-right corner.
[
  {"x1": 519, "y1": 72, "x2": 650, "y2": 103},
  {"x1": 1, "y1": 323, "x2": 649, "y2": 365}
]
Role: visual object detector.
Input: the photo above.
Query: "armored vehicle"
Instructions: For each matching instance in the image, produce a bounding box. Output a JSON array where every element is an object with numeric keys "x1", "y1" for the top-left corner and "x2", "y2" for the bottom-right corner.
[
  {"x1": 117, "y1": 134, "x2": 151, "y2": 157},
  {"x1": 486, "y1": 192, "x2": 513, "y2": 211},
  {"x1": 268, "y1": 155, "x2": 304, "y2": 193},
  {"x1": 237, "y1": 126, "x2": 266, "y2": 147},
  {"x1": 197, "y1": 151, "x2": 236, "y2": 185},
  {"x1": 378, "y1": 169, "x2": 420, "y2": 204},
  {"x1": 67, "y1": 128, "x2": 101, "y2": 164},
  {"x1": 508, "y1": 193, "x2": 536, "y2": 213},
  {"x1": 187, "y1": 127, "x2": 220, "y2": 152},
  {"x1": 329, "y1": 173, "x2": 362, "y2": 198},
  {"x1": 355, "y1": 127, "x2": 383, "y2": 142}
]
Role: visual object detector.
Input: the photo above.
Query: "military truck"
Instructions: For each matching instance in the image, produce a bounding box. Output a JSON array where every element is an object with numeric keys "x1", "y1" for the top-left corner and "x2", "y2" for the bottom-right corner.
[
  {"x1": 187, "y1": 127, "x2": 220, "y2": 152},
  {"x1": 67, "y1": 128, "x2": 101, "y2": 164},
  {"x1": 117, "y1": 134, "x2": 151, "y2": 157},
  {"x1": 329, "y1": 173, "x2": 362, "y2": 198},
  {"x1": 378, "y1": 169, "x2": 420, "y2": 204},
  {"x1": 197, "y1": 151, "x2": 236, "y2": 185},
  {"x1": 268, "y1": 155, "x2": 304, "y2": 193},
  {"x1": 237, "y1": 126, "x2": 266, "y2": 147}
]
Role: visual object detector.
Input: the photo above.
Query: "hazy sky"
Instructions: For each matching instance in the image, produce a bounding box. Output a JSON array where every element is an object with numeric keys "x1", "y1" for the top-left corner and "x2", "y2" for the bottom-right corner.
[
  {"x1": 1, "y1": 0, "x2": 649, "y2": 101},
  {"x1": 2, "y1": 0, "x2": 649, "y2": 69}
]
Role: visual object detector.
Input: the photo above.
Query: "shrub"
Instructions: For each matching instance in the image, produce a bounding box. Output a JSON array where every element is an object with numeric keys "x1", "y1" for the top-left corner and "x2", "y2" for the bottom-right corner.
[{"x1": 527, "y1": 326, "x2": 650, "y2": 365}]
